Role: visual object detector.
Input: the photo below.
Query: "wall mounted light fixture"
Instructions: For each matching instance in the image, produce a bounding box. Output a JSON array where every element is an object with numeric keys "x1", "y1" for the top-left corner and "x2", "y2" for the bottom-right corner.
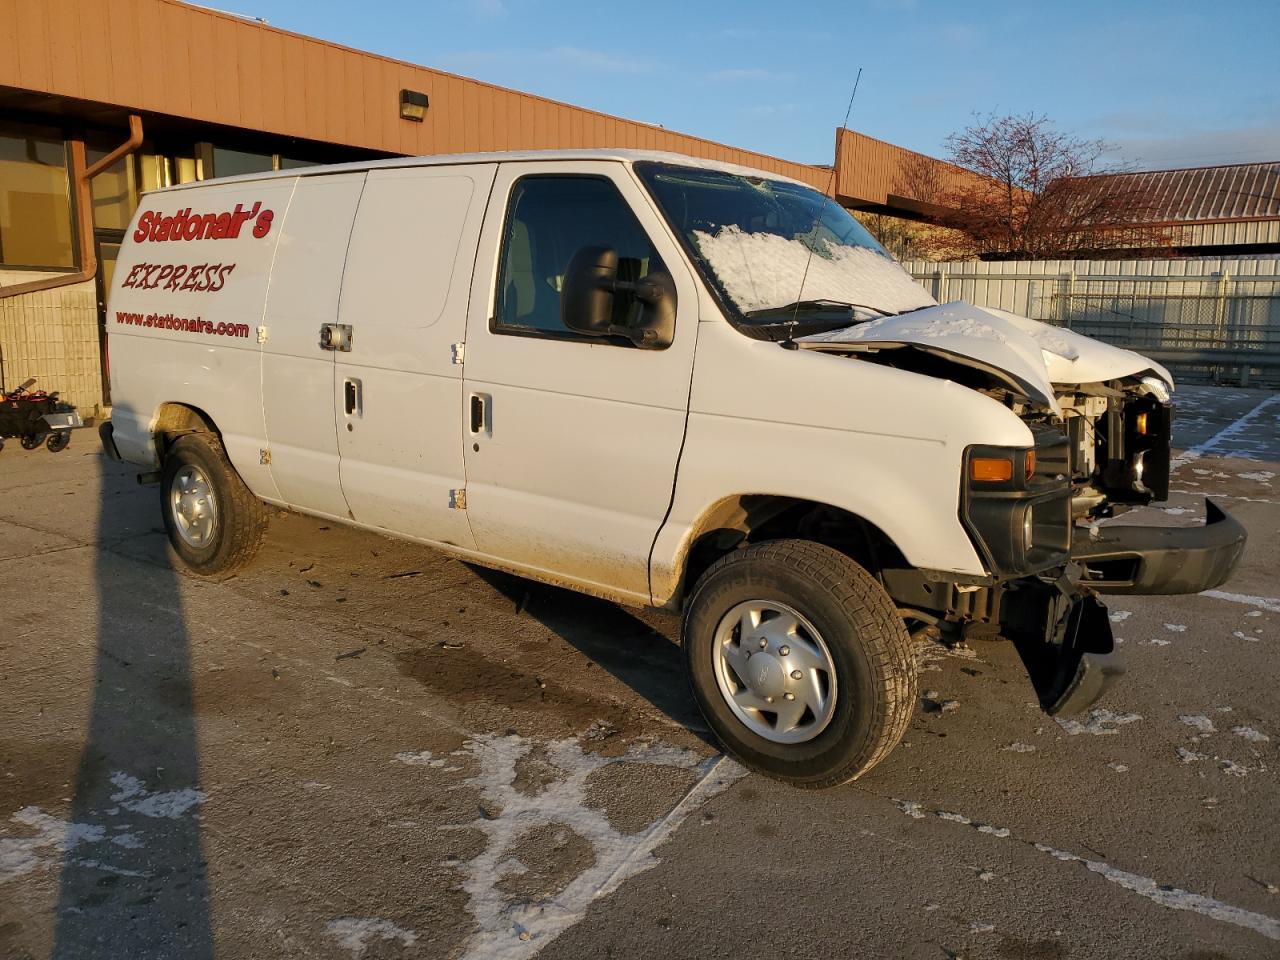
[{"x1": 399, "y1": 89, "x2": 429, "y2": 122}]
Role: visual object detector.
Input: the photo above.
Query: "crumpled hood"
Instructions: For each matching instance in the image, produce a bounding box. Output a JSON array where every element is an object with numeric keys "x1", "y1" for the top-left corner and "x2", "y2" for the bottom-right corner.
[{"x1": 797, "y1": 301, "x2": 1173, "y2": 416}]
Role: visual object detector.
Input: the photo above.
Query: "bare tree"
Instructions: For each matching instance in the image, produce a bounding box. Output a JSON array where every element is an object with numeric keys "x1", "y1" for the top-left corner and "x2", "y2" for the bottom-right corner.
[{"x1": 939, "y1": 112, "x2": 1170, "y2": 259}]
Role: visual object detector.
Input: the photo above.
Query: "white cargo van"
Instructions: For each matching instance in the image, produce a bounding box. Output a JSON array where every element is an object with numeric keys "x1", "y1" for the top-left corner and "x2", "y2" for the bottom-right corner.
[{"x1": 101, "y1": 150, "x2": 1245, "y2": 786}]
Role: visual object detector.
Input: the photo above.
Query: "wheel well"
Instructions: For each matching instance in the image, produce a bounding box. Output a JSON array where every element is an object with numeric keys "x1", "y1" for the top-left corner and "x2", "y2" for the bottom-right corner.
[
  {"x1": 153, "y1": 403, "x2": 219, "y2": 460},
  {"x1": 678, "y1": 495, "x2": 909, "y2": 606}
]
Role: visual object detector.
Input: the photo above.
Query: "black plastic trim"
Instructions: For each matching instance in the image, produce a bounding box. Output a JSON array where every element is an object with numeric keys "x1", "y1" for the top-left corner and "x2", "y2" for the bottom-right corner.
[
  {"x1": 1072, "y1": 498, "x2": 1246, "y2": 595},
  {"x1": 98, "y1": 421, "x2": 121, "y2": 461}
]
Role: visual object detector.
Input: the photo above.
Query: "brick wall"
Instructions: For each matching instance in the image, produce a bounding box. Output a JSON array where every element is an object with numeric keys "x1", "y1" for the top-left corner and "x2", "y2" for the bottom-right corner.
[{"x1": 0, "y1": 278, "x2": 103, "y2": 415}]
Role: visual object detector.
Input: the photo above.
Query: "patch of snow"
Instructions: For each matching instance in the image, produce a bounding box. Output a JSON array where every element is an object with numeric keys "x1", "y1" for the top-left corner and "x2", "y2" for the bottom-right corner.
[
  {"x1": 1177, "y1": 747, "x2": 1208, "y2": 763},
  {"x1": 1056, "y1": 709, "x2": 1142, "y2": 736},
  {"x1": 445, "y1": 734, "x2": 742, "y2": 960},
  {"x1": 1143, "y1": 637, "x2": 1172, "y2": 646},
  {"x1": 895, "y1": 796, "x2": 1280, "y2": 941},
  {"x1": 0, "y1": 807, "x2": 106, "y2": 882},
  {"x1": 895, "y1": 800, "x2": 926, "y2": 819},
  {"x1": 1239, "y1": 471, "x2": 1275, "y2": 482},
  {"x1": 970, "y1": 921, "x2": 996, "y2": 934},
  {"x1": 977, "y1": 824, "x2": 1011, "y2": 838},
  {"x1": 1233, "y1": 726, "x2": 1269, "y2": 743},
  {"x1": 1164, "y1": 623, "x2": 1187, "y2": 633},
  {"x1": 1220, "y1": 760, "x2": 1249, "y2": 778},
  {"x1": 1107, "y1": 762, "x2": 1130, "y2": 773},
  {"x1": 1109, "y1": 610, "x2": 1132, "y2": 623},
  {"x1": 325, "y1": 918, "x2": 418, "y2": 957},
  {"x1": 1179, "y1": 715, "x2": 1216, "y2": 735},
  {"x1": 1163, "y1": 507, "x2": 1192, "y2": 515},
  {"x1": 394, "y1": 750, "x2": 447, "y2": 768},
  {"x1": 692, "y1": 226, "x2": 934, "y2": 316},
  {"x1": 1032, "y1": 844, "x2": 1280, "y2": 942},
  {"x1": 977, "y1": 870, "x2": 996, "y2": 882},
  {"x1": 1201, "y1": 590, "x2": 1280, "y2": 614},
  {"x1": 1002, "y1": 742, "x2": 1037, "y2": 753},
  {"x1": 109, "y1": 772, "x2": 206, "y2": 819}
]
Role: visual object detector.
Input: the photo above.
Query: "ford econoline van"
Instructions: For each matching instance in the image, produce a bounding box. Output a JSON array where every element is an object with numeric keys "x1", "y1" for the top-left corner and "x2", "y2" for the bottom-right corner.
[{"x1": 100, "y1": 150, "x2": 1245, "y2": 786}]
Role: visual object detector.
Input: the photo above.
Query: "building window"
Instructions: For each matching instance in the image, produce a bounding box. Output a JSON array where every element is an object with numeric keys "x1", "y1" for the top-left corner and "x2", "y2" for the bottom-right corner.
[
  {"x1": 87, "y1": 146, "x2": 137, "y2": 232},
  {"x1": 210, "y1": 146, "x2": 275, "y2": 178},
  {"x1": 0, "y1": 124, "x2": 75, "y2": 269}
]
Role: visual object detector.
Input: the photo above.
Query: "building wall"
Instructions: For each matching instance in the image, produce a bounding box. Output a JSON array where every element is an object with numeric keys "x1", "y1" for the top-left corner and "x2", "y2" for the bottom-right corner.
[
  {"x1": 0, "y1": 272, "x2": 101, "y2": 414},
  {"x1": 0, "y1": 0, "x2": 830, "y2": 190}
]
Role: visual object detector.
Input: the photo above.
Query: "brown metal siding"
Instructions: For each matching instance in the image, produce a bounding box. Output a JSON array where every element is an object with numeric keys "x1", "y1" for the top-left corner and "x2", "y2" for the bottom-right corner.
[
  {"x1": 1, "y1": 0, "x2": 837, "y2": 189},
  {"x1": 833, "y1": 128, "x2": 984, "y2": 208}
]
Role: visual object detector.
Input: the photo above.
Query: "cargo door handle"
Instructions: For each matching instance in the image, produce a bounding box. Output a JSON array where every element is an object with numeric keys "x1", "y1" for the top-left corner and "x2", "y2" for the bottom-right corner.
[
  {"x1": 469, "y1": 393, "x2": 489, "y2": 434},
  {"x1": 344, "y1": 378, "x2": 362, "y2": 416}
]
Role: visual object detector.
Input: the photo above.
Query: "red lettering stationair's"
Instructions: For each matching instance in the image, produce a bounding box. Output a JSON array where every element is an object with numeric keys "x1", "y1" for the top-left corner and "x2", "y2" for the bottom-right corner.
[{"x1": 133, "y1": 202, "x2": 274, "y2": 243}]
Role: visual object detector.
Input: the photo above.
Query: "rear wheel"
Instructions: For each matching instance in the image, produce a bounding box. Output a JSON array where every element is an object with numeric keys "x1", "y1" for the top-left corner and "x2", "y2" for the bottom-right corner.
[
  {"x1": 161, "y1": 434, "x2": 267, "y2": 576},
  {"x1": 683, "y1": 539, "x2": 916, "y2": 788},
  {"x1": 22, "y1": 434, "x2": 44, "y2": 450},
  {"x1": 45, "y1": 431, "x2": 69, "y2": 453}
]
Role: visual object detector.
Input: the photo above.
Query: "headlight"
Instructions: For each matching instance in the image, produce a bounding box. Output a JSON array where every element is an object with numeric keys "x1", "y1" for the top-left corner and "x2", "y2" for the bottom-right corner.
[{"x1": 1141, "y1": 375, "x2": 1172, "y2": 403}]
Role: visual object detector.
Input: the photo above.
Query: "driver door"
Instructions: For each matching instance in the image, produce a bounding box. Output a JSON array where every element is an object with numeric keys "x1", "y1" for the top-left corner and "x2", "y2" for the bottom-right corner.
[{"x1": 460, "y1": 162, "x2": 699, "y2": 602}]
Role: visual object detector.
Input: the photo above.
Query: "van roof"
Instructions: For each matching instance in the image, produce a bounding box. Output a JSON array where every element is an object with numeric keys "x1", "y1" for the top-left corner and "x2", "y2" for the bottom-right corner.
[{"x1": 152, "y1": 148, "x2": 816, "y2": 194}]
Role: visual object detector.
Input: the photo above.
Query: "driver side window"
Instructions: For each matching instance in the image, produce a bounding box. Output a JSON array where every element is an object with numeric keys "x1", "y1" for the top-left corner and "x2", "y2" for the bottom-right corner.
[{"x1": 494, "y1": 175, "x2": 665, "y2": 341}]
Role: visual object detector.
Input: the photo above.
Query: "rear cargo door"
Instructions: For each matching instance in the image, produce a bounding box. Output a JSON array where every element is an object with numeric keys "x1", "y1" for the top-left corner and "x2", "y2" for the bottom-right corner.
[
  {"x1": 261, "y1": 172, "x2": 366, "y2": 518},
  {"x1": 333, "y1": 164, "x2": 497, "y2": 548}
]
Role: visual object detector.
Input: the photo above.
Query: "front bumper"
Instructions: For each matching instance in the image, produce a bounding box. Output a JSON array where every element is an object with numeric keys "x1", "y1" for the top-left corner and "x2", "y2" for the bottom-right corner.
[{"x1": 1071, "y1": 498, "x2": 1246, "y2": 595}]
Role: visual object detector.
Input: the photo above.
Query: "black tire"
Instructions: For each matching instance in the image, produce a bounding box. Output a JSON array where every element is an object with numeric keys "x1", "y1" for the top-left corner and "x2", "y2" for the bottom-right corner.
[
  {"x1": 683, "y1": 539, "x2": 916, "y2": 788},
  {"x1": 45, "y1": 432, "x2": 68, "y2": 452},
  {"x1": 22, "y1": 434, "x2": 44, "y2": 450},
  {"x1": 160, "y1": 433, "x2": 268, "y2": 577}
]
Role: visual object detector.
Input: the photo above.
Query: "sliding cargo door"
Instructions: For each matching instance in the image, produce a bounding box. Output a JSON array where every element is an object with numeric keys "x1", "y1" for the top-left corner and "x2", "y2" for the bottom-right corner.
[{"x1": 333, "y1": 164, "x2": 497, "y2": 548}]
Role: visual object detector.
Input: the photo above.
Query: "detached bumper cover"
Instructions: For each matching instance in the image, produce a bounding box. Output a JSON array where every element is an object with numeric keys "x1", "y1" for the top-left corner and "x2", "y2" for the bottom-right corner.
[
  {"x1": 99, "y1": 421, "x2": 122, "y2": 461},
  {"x1": 1072, "y1": 498, "x2": 1246, "y2": 595}
]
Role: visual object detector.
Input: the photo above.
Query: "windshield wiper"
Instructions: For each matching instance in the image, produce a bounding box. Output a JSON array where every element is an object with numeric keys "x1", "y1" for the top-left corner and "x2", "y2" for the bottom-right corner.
[{"x1": 743, "y1": 299, "x2": 894, "y2": 322}]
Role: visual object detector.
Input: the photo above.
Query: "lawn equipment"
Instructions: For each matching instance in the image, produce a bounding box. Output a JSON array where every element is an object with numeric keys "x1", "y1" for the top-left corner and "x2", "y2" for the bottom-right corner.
[{"x1": 0, "y1": 378, "x2": 82, "y2": 454}]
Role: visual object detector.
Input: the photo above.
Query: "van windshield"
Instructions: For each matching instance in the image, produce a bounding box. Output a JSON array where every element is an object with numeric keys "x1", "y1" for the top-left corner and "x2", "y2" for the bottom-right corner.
[{"x1": 635, "y1": 162, "x2": 934, "y2": 335}]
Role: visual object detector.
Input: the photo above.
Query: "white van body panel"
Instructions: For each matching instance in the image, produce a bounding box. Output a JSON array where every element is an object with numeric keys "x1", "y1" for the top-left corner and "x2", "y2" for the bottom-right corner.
[
  {"x1": 460, "y1": 161, "x2": 701, "y2": 602},
  {"x1": 648, "y1": 307, "x2": 1033, "y2": 603},
  {"x1": 108, "y1": 178, "x2": 297, "y2": 492},
  {"x1": 261, "y1": 172, "x2": 365, "y2": 517},
  {"x1": 335, "y1": 164, "x2": 497, "y2": 547}
]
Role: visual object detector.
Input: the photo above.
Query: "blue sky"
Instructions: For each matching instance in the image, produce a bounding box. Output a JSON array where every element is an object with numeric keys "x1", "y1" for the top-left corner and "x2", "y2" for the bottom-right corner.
[{"x1": 234, "y1": 0, "x2": 1280, "y2": 170}]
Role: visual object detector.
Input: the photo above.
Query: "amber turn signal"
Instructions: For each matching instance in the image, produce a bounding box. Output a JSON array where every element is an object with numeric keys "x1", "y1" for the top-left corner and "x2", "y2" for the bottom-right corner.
[
  {"x1": 1025, "y1": 449, "x2": 1036, "y2": 481},
  {"x1": 1135, "y1": 412, "x2": 1148, "y2": 435},
  {"x1": 970, "y1": 456, "x2": 1014, "y2": 482}
]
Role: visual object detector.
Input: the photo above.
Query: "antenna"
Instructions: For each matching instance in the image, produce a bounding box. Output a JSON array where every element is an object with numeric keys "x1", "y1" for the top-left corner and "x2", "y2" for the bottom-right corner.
[{"x1": 786, "y1": 67, "x2": 863, "y2": 344}]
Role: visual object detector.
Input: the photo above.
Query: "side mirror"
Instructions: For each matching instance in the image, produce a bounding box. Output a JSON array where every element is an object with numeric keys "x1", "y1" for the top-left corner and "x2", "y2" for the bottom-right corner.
[{"x1": 561, "y1": 245, "x2": 676, "y2": 349}]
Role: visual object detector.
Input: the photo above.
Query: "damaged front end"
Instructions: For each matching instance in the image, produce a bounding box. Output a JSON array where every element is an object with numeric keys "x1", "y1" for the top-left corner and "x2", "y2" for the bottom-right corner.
[{"x1": 837, "y1": 303, "x2": 1247, "y2": 717}]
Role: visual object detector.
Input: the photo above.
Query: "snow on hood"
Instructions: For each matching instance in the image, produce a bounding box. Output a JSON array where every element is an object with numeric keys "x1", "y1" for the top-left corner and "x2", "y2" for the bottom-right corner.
[
  {"x1": 799, "y1": 301, "x2": 1174, "y2": 416},
  {"x1": 692, "y1": 225, "x2": 936, "y2": 315}
]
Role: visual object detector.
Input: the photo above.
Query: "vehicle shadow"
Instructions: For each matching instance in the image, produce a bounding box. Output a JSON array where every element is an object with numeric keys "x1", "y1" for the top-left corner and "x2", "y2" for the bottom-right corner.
[
  {"x1": 467, "y1": 565, "x2": 714, "y2": 746},
  {"x1": 52, "y1": 409, "x2": 213, "y2": 959}
]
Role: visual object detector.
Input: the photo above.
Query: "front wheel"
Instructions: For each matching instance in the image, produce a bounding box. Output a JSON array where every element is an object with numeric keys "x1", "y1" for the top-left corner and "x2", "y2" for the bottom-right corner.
[
  {"x1": 683, "y1": 540, "x2": 916, "y2": 788},
  {"x1": 160, "y1": 434, "x2": 268, "y2": 576}
]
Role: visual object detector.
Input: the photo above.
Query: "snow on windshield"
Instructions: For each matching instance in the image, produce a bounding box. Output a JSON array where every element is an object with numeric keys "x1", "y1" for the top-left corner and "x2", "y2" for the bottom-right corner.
[{"x1": 691, "y1": 225, "x2": 936, "y2": 316}]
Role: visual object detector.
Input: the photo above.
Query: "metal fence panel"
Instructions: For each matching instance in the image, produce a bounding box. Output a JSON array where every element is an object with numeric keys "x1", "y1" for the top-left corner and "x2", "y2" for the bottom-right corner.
[{"x1": 902, "y1": 257, "x2": 1280, "y2": 387}]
